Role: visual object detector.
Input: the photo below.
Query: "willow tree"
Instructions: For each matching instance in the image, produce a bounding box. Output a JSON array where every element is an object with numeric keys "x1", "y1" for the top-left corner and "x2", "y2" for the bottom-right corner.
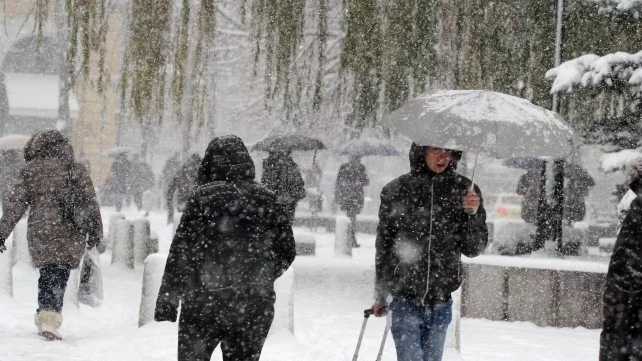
[{"x1": 36, "y1": 0, "x2": 216, "y2": 155}]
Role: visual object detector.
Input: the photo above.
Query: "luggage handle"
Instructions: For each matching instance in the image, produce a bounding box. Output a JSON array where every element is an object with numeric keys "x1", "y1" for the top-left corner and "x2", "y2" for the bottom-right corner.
[{"x1": 353, "y1": 308, "x2": 389, "y2": 361}]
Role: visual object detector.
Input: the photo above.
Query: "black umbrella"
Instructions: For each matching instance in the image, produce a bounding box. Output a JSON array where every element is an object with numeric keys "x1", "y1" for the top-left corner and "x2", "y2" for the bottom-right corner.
[
  {"x1": 252, "y1": 135, "x2": 326, "y2": 152},
  {"x1": 336, "y1": 137, "x2": 399, "y2": 157},
  {"x1": 503, "y1": 156, "x2": 594, "y2": 185}
]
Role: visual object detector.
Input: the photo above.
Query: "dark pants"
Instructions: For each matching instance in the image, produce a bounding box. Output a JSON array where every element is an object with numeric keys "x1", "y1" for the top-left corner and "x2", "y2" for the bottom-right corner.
[
  {"x1": 346, "y1": 209, "x2": 359, "y2": 247},
  {"x1": 38, "y1": 264, "x2": 71, "y2": 313},
  {"x1": 178, "y1": 294, "x2": 275, "y2": 361},
  {"x1": 389, "y1": 298, "x2": 453, "y2": 361}
]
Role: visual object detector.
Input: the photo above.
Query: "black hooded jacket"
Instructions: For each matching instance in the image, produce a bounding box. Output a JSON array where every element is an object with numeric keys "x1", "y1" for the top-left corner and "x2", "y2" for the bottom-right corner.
[
  {"x1": 375, "y1": 143, "x2": 488, "y2": 305},
  {"x1": 155, "y1": 135, "x2": 296, "y2": 322},
  {"x1": 600, "y1": 189, "x2": 642, "y2": 360}
]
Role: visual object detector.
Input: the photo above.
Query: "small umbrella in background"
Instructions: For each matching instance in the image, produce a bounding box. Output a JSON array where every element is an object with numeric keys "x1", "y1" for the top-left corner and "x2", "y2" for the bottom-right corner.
[
  {"x1": 252, "y1": 135, "x2": 326, "y2": 153},
  {"x1": 503, "y1": 156, "x2": 595, "y2": 186},
  {"x1": 0, "y1": 134, "x2": 30, "y2": 151},
  {"x1": 100, "y1": 146, "x2": 134, "y2": 157},
  {"x1": 336, "y1": 138, "x2": 399, "y2": 157}
]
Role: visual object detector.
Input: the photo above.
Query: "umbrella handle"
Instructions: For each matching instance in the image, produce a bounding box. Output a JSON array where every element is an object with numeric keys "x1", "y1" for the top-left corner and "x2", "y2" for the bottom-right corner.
[{"x1": 464, "y1": 154, "x2": 478, "y2": 214}]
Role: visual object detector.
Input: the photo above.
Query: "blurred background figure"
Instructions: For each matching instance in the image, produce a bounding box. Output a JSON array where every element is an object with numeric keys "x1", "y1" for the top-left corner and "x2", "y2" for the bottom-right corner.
[
  {"x1": 165, "y1": 153, "x2": 201, "y2": 224},
  {"x1": 105, "y1": 153, "x2": 132, "y2": 212},
  {"x1": 0, "y1": 149, "x2": 25, "y2": 212},
  {"x1": 335, "y1": 156, "x2": 369, "y2": 248},
  {"x1": 160, "y1": 152, "x2": 181, "y2": 198},
  {"x1": 261, "y1": 150, "x2": 306, "y2": 223},
  {"x1": 130, "y1": 155, "x2": 155, "y2": 211}
]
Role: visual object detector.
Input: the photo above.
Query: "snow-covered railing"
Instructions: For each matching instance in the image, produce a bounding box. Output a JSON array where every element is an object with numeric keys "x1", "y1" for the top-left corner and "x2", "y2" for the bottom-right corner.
[
  {"x1": 105, "y1": 213, "x2": 125, "y2": 250},
  {"x1": 10, "y1": 218, "x2": 31, "y2": 267},
  {"x1": 334, "y1": 216, "x2": 352, "y2": 256},
  {"x1": 461, "y1": 255, "x2": 607, "y2": 328},
  {"x1": 0, "y1": 237, "x2": 13, "y2": 297},
  {"x1": 138, "y1": 254, "x2": 295, "y2": 334},
  {"x1": 293, "y1": 230, "x2": 316, "y2": 256},
  {"x1": 111, "y1": 219, "x2": 134, "y2": 268}
]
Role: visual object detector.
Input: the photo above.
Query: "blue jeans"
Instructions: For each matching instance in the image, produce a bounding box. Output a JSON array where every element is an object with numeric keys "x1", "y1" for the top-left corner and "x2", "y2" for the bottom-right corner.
[{"x1": 389, "y1": 298, "x2": 453, "y2": 361}]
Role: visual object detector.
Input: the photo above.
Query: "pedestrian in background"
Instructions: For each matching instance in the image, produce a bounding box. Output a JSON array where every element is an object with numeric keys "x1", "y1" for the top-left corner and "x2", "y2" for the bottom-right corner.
[
  {"x1": 155, "y1": 135, "x2": 295, "y2": 361},
  {"x1": 0, "y1": 130, "x2": 102, "y2": 340},
  {"x1": 335, "y1": 156, "x2": 369, "y2": 248}
]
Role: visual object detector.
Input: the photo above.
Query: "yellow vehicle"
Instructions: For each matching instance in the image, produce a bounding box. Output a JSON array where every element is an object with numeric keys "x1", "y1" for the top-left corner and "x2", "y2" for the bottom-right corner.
[{"x1": 485, "y1": 193, "x2": 522, "y2": 219}]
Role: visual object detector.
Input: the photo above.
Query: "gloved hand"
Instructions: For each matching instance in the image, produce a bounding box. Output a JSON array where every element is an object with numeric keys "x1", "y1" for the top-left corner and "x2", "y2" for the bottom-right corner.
[{"x1": 87, "y1": 236, "x2": 100, "y2": 250}]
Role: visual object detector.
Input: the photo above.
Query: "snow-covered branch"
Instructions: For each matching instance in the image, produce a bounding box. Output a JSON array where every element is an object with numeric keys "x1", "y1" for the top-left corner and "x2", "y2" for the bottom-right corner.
[
  {"x1": 588, "y1": 0, "x2": 642, "y2": 17},
  {"x1": 546, "y1": 51, "x2": 642, "y2": 93}
]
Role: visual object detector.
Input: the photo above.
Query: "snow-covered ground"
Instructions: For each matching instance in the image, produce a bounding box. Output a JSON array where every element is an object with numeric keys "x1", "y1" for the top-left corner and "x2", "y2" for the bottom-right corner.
[{"x1": 0, "y1": 207, "x2": 601, "y2": 361}]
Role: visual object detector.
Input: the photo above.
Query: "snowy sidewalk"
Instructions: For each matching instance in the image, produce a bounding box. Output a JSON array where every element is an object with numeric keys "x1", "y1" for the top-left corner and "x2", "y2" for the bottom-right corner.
[{"x1": 0, "y1": 209, "x2": 601, "y2": 360}]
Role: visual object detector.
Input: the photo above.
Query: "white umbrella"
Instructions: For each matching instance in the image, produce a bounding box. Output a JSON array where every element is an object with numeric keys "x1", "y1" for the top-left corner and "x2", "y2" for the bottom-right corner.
[
  {"x1": 381, "y1": 90, "x2": 574, "y2": 159},
  {"x1": 0, "y1": 134, "x2": 30, "y2": 151},
  {"x1": 382, "y1": 89, "x2": 574, "y2": 213}
]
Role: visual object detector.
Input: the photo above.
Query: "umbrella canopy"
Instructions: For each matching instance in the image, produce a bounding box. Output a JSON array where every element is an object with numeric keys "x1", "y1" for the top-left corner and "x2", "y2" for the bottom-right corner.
[
  {"x1": 0, "y1": 134, "x2": 30, "y2": 151},
  {"x1": 252, "y1": 135, "x2": 326, "y2": 152},
  {"x1": 336, "y1": 137, "x2": 400, "y2": 157},
  {"x1": 381, "y1": 90, "x2": 574, "y2": 159},
  {"x1": 101, "y1": 146, "x2": 134, "y2": 157}
]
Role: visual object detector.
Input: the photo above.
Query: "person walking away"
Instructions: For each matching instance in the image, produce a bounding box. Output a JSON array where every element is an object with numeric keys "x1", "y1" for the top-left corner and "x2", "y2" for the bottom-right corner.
[
  {"x1": 261, "y1": 150, "x2": 306, "y2": 223},
  {"x1": 0, "y1": 149, "x2": 25, "y2": 212},
  {"x1": 161, "y1": 152, "x2": 181, "y2": 196},
  {"x1": 335, "y1": 156, "x2": 369, "y2": 248},
  {"x1": 165, "y1": 153, "x2": 201, "y2": 224},
  {"x1": 600, "y1": 158, "x2": 642, "y2": 361},
  {"x1": 154, "y1": 135, "x2": 296, "y2": 361},
  {"x1": 371, "y1": 144, "x2": 488, "y2": 361},
  {"x1": 0, "y1": 130, "x2": 102, "y2": 340},
  {"x1": 130, "y1": 155, "x2": 155, "y2": 211},
  {"x1": 108, "y1": 153, "x2": 132, "y2": 211},
  {"x1": 516, "y1": 168, "x2": 542, "y2": 225}
]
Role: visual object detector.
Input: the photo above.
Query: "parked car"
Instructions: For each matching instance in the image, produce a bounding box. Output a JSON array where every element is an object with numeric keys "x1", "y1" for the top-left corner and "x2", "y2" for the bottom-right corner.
[{"x1": 485, "y1": 193, "x2": 522, "y2": 219}]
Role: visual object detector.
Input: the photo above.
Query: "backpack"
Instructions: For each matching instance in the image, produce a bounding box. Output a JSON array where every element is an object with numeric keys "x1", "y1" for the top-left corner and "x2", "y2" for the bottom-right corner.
[{"x1": 59, "y1": 165, "x2": 94, "y2": 237}]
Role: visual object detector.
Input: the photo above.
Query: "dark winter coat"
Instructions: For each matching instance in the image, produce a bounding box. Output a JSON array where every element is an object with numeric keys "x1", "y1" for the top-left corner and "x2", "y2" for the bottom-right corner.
[
  {"x1": 516, "y1": 169, "x2": 541, "y2": 224},
  {"x1": 375, "y1": 143, "x2": 488, "y2": 305},
  {"x1": 600, "y1": 194, "x2": 642, "y2": 361},
  {"x1": 261, "y1": 153, "x2": 306, "y2": 206},
  {"x1": 130, "y1": 160, "x2": 155, "y2": 194},
  {"x1": 335, "y1": 161, "x2": 369, "y2": 214},
  {"x1": 155, "y1": 135, "x2": 296, "y2": 322},
  {"x1": 107, "y1": 154, "x2": 131, "y2": 194},
  {"x1": 0, "y1": 130, "x2": 102, "y2": 268}
]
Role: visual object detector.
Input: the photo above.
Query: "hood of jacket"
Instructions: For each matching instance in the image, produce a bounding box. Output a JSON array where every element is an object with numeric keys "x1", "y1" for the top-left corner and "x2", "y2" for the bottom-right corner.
[
  {"x1": 24, "y1": 130, "x2": 74, "y2": 164},
  {"x1": 197, "y1": 135, "x2": 255, "y2": 185},
  {"x1": 409, "y1": 143, "x2": 462, "y2": 178}
]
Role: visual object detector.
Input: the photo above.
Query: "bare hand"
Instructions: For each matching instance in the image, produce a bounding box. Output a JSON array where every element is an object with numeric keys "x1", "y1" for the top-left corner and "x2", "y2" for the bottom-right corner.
[
  {"x1": 372, "y1": 301, "x2": 387, "y2": 317},
  {"x1": 463, "y1": 189, "x2": 480, "y2": 215}
]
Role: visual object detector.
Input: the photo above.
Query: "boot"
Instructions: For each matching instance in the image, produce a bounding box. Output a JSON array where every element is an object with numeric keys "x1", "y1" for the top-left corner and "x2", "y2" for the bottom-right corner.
[{"x1": 34, "y1": 311, "x2": 63, "y2": 341}]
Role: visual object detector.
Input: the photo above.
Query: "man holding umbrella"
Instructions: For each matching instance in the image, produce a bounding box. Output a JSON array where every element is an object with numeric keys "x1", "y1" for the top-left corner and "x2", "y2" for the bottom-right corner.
[
  {"x1": 374, "y1": 89, "x2": 574, "y2": 361},
  {"x1": 371, "y1": 144, "x2": 488, "y2": 361}
]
